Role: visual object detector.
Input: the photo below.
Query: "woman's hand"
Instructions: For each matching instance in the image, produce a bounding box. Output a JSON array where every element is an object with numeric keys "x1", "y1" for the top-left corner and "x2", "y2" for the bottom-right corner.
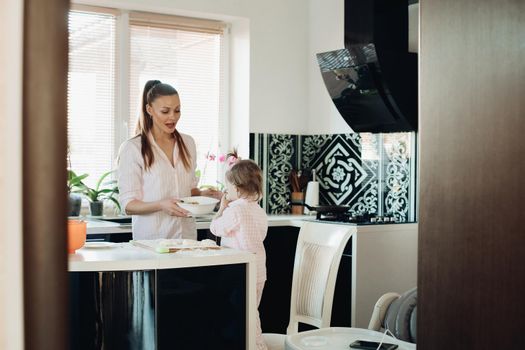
[{"x1": 159, "y1": 198, "x2": 191, "y2": 217}]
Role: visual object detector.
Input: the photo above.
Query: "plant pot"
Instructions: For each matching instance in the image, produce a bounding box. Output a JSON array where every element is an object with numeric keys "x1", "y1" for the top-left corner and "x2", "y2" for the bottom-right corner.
[
  {"x1": 69, "y1": 194, "x2": 82, "y2": 216},
  {"x1": 89, "y1": 201, "x2": 104, "y2": 216},
  {"x1": 68, "y1": 219, "x2": 86, "y2": 253}
]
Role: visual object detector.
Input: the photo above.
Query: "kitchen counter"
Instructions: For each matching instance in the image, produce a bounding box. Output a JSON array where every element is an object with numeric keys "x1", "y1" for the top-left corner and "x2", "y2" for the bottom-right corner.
[
  {"x1": 69, "y1": 242, "x2": 256, "y2": 272},
  {"x1": 86, "y1": 214, "x2": 311, "y2": 235}
]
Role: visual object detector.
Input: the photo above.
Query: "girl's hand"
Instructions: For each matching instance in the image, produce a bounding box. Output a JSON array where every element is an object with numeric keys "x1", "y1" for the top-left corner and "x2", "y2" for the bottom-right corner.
[
  {"x1": 217, "y1": 193, "x2": 231, "y2": 216},
  {"x1": 159, "y1": 198, "x2": 191, "y2": 217}
]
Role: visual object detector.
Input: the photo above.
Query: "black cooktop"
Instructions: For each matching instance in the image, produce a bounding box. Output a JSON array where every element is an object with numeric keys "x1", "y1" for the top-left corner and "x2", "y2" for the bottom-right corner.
[{"x1": 315, "y1": 211, "x2": 399, "y2": 225}]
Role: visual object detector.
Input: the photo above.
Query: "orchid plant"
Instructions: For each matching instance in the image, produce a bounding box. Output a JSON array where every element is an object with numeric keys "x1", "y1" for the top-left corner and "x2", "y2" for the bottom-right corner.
[{"x1": 196, "y1": 149, "x2": 238, "y2": 192}]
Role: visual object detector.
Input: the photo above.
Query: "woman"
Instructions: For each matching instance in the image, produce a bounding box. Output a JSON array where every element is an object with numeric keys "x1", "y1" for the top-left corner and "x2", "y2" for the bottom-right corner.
[{"x1": 118, "y1": 80, "x2": 217, "y2": 240}]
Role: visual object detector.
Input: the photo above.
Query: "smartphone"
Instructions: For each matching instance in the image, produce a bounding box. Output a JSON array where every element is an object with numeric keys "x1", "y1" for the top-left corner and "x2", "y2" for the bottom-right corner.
[{"x1": 349, "y1": 339, "x2": 399, "y2": 350}]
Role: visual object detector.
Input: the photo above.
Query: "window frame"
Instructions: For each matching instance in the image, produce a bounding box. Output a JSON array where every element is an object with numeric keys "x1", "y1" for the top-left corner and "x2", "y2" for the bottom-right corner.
[{"x1": 69, "y1": 4, "x2": 231, "y2": 177}]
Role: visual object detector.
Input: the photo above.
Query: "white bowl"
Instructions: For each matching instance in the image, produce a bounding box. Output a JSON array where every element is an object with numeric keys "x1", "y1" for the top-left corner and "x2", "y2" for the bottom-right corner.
[{"x1": 178, "y1": 196, "x2": 220, "y2": 215}]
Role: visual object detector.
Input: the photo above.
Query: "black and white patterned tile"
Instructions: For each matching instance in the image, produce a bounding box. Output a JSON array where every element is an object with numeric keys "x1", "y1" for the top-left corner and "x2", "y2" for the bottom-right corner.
[
  {"x1": 251, "y1": 134, "x2": 299, "y2": 214},
  {"x1": 307, "y1": 134, "x2": 370, "y2": 206},
  {"x1": 382, "y1": 134, "x2": 412, "y2": 222},
  {"x1": 250, "y1": 131, "x2": 415, "y2": 220},
  {"x1": 299, "y1": 134, "x2": 332, "y2": 169},
  {"x1": 348, "y1": 135, "x2": 380, "y2": 215}
]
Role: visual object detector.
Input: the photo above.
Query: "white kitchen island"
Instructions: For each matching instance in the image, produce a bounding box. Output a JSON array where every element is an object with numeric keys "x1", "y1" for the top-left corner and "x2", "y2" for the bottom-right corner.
[{"x1": 69, "y1": 244, "x2": 257, "y2": 350}]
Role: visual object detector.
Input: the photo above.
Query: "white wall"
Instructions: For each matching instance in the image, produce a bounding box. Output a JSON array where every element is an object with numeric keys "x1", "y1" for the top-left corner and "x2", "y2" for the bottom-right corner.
[
  {"x1": 0, "y1": 0, "x2": 24, "y2": 348},
  {"x1": 80, "y1": 0, "x2": 314, "y2": 142},
  {"x1": 307, "y1": 0, "x2": 351, "y2": 134}
]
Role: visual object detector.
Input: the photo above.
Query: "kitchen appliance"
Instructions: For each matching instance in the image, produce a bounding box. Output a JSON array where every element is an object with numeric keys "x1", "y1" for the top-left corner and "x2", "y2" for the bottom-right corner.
[
  {"x1": 304, "y1": 204, "x2": 397, "y2": 225},
  {"x1": 316, "y1": 0, "x2": 418, "y2": 133}
]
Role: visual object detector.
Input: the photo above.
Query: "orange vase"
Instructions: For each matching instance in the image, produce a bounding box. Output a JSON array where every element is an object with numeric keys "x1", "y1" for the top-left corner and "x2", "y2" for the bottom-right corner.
[{"x1": 68, "y1": 219, "x2": 86, "y2": 254}]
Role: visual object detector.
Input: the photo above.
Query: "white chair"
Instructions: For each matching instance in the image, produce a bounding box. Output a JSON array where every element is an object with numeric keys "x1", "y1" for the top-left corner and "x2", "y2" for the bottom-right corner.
[
  {"x1": 284, "y1": 288, "x2": 418, "y2": 350},
  {"x1": 263, "y1": 221, "x2": 353, "y2": 350},
  {"x1": 367, "y1": 292, "x2": 401, "y2": 330},
  {"x1": 368, "y1": 287, "x2": 417, "y2": 343}
]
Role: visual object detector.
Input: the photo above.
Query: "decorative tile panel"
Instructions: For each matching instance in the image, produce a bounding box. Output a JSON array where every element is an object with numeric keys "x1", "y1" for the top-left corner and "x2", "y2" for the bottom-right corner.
[
  {"x1": 383, "y1": 134, "x2": 412, "y2": 222},
  {"x1": 299, "y1": 135, "x2": 332, "y2": 169},
  {"x1": 250, "y1": 132, "x2": 416, "y2": 221},
  {"x1": 251, "y1": 134, "x2": 299, "y2": 214},
  {"x1": 308, "y1": 134, "x2": 368, "y2": 205}
]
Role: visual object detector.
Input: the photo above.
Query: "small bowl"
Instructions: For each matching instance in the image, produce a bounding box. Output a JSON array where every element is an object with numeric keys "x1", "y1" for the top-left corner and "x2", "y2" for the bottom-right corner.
[
  {"x1": 68, "y1": 219, "x2": 86, "y2": 254},
  {"x1": 178, "y1": 196, "x2": 220, "y2": 215}
]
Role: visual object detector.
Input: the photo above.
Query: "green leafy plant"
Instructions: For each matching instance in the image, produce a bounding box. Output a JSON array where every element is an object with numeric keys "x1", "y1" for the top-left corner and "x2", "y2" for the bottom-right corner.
[
  {"x1": 67, "y1": 170, "x2": 88, "y2": 194},
  {"x1": 68, "y1": 170, "x2": 88, "y2": 216},
  {"x1": 77, "y1": 170, "x2": 121, "y2": 213}
]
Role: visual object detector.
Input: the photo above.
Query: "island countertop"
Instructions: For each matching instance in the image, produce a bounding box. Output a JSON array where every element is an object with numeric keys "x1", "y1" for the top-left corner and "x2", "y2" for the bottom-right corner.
[{"x1": 69, "y1": 243, "x2": 256, "y2": 272}]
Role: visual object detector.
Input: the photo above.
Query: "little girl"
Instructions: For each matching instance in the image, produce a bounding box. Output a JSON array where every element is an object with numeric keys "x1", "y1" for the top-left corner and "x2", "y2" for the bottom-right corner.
[{"x1": 210, "y1": 158, "x2": 268, "y2": 350}]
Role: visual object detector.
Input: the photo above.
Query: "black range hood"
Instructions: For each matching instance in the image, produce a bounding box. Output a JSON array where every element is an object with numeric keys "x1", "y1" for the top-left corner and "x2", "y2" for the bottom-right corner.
[{"x1": 317, "y1": 0, "x2": 418, "y2": 133}]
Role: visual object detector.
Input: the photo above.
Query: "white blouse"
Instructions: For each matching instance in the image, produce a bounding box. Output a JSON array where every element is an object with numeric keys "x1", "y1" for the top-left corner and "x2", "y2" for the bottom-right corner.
[{"x1": 117, "y1": 132, "x2": 198, "y2": 240}]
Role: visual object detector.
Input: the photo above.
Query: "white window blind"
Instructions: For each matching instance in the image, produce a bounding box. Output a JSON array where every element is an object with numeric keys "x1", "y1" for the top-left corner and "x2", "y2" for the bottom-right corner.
[
  {"x1": 68, "y1": 10, "x2": 116, "y2": 189},
  {"x1": 128, "y1": 17, "x2": 226, "y2": 188}
]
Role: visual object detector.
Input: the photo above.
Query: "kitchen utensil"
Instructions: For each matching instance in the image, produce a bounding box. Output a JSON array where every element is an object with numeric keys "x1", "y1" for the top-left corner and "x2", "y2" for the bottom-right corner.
[
  {"x1": 298, "y1": 169, "x2": 310, "y2": 191},
  {"x1": 289, "y1": 169, "x2": 301, "y2": 192},
  {"x1": 178, "y1": 196, "x2": 220, "y2": 215}
]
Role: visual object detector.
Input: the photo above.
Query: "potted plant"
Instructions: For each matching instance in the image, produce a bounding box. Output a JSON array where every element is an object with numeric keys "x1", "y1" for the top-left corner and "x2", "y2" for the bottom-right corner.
[
  {"x1": 68, "y1": 170, "x2": 88, "y2": 216},
  {"x1": 78, "y1": 170, "x2": 121, "y2": 217}
]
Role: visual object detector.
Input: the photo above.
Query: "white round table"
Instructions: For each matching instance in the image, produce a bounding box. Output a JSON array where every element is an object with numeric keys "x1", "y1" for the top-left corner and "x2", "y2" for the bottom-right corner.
[{"x1": 285, "y1": 327, "x2": 416, "y2": 350}]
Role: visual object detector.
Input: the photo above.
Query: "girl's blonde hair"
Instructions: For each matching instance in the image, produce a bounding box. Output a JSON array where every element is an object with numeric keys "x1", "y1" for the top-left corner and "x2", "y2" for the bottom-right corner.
[{"x1": 225, "y1": 159, "x2": 263, "y2": 200}]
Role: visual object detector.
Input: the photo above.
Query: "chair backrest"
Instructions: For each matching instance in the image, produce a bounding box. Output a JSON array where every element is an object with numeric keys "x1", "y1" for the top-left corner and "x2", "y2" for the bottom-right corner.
[{"x1": 286, "y1": 221, "x2": 352, "y2": 334}]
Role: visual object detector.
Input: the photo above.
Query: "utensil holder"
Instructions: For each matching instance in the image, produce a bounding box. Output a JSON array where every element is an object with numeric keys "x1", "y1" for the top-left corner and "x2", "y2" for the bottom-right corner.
[{"x1": 291, "y1": 191, "x2": 304, "y2": 215}]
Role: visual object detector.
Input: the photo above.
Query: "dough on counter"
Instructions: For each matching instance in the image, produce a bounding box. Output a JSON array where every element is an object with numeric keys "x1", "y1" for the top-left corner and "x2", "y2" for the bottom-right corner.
[{"x1": 156, "y1": 238, "x2": 217, "y2": 248}]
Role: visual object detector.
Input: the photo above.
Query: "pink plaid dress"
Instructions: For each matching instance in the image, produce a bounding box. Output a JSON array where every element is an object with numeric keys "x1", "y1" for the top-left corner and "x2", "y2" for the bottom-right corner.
[{"x1": 210, "y1": 198, "x2": 268, "y2": 350}]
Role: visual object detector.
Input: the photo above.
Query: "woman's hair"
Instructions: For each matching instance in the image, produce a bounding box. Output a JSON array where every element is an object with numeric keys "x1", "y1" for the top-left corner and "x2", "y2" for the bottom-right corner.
[
  {"x1": 226, "y1": 159, "x2": 263, "y2": 200},
  {"x1": 135, "y1": 80, "x2": 191, "y2": 171}
]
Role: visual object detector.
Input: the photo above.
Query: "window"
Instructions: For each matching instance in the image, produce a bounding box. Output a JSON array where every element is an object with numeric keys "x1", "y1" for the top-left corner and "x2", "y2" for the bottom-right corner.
[
  {"x1": 67, "y1": 7, "x2": 227, "y2": 190},
  {"x1": 68, "y1": 9, "x2": 116, "y2": 188}
]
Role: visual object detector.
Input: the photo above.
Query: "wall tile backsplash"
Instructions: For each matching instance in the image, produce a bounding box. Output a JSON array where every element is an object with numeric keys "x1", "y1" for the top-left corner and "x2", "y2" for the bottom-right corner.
[{"x1": 250, "y1": 132, "x2": 416, "y2": 222}]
